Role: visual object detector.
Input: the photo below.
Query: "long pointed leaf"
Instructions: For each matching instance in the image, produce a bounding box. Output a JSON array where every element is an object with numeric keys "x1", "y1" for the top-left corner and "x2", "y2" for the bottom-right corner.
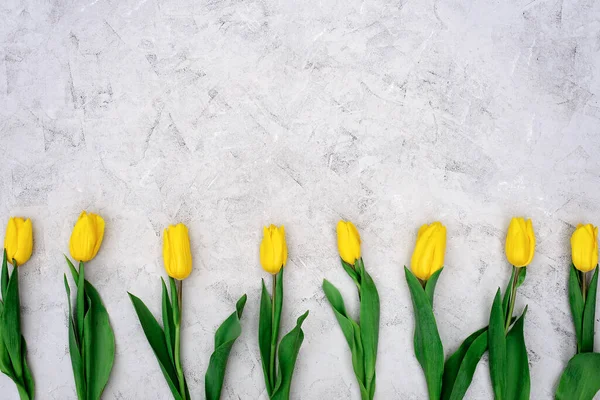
[
  {"x1": 441, "y1": 326, "x2": 487, "y2": 400},
  {"x1": 21, "y1": 337, "x2": 35, "y2": 399},
  {"x1": 425, "y1": 268, "x2": 443, "y2": 306},
  {"x1": 83, "y1": 281, "x2": 115, "y2": 400},
  {"x1": 322, "y1": 280, "x2": 367, "y2": 395},
  {"x1": 64, "y1": 274, "x2": 85, "y2": 400},
  {"x1": 556, "y1": 352, "x2": 600, "y2": 400},
  {"x1": 169, "y1": 278, "x2": 180, "y2": 326},
  {"x1": 65, "y1": 256, "x2": 79, "y2": 282},
  {"x1": 271, "y1": 311, "x2": 309, "y2": 400},
  {"x1": 271, "y1": 269, "x2": 284, "y2": 389},
  {"x1": 205, "y1": 294, "x2": 247, "y2": 400},
  {"x1": 405, "y1": 267, "x2": 444, "y2": 400},
  {"x1": 76, "y1": 262, "x2": 85, "y2": 346},
  {"x1": 0, "y1": 314, "x2": 14, "y2": 377},
  {"x1": 128, "y1": 292, "x2": 181, "y2": 400},
  {"x1": 258, "y1": 279, "x2": 273, "y2": 396},
  {"x1": 341, "y1": 259, "x2": 360, "y2": 291},
  {"x1": 568, "y1": 264, "x2": 585, "y2": 352},
  {"x1": 447, "y1": 332, "x2": 487, "y2": 400},
  {"x1": 581, "y1": 267, "x2": 598, "y2": 353},
  {"x1": 161, "y1": 279, "x2": 175, "y2": 365},
  {"x1": 358, "y1": 260, "x2": 379, "y2": 398},
  {"x1": 502, "y1": 268, "x2": 516, "y2": 317},
  {"x1": 488, "y1": 289, "x2": 506, "y2": 400},
  {"x1": 1, "y1": 250, "x2": 8, "y2": 300},
  {"x1": 2, "y1": 265, "x2": 23, "y2": 378},
  {"x1": 505, "y1": 307, "x2": 529, "y2": 400}
]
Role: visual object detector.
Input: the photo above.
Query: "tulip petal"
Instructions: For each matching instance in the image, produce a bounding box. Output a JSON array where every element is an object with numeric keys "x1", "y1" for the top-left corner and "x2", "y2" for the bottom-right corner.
[{"x1": 411, "y1": 222, "x2": 446, "y2": 281}]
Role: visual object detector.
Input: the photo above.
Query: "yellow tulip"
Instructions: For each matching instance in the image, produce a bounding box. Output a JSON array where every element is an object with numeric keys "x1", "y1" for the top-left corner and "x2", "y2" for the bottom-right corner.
[
  {"x1": 4, "y1": 217, "x2": 33, "y2": 266},
  {"x1": 571, "y1": 224, "x2": 598, "y2": 273},
  {"x1": 260, "y1": 224, "x2": 287, "y2": 274},
  {"x1": 163, "y1": 223, "x2": 193, "y2": 280},
  {"x1": 505, "y1": 217, "x2": 535, "y2": 267},
  {"x1": 69, "y1": 211, "x2": 105, "y2": 262},
  {"x1": 410, "y1": 222, "x2": 447, "y2": 281},
  {"x1": 337, "y1": 220, "x2": 361, "y2": 265}
]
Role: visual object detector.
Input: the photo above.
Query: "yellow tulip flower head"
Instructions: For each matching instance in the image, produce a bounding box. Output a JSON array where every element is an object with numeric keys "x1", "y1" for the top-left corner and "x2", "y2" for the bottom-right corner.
[
  {"x1": 69, "y1": 211, "x2": 105, "y2": 262},
  {"x1": 337, "y1": 220, "x2": 361, "y2": 265},
  {"x1": 163, "y1": 223, "x2": 193, "y2": 280},
  {"x1": 260, "y1": 224, "x2": 288, "y2": 275},
  {"x1": 4, "y1": 217, "x2": 33, "y2": 266},
  {"x1": 571, "y1": 224, "x2": 598, "y2": 273},
  {"x1": 505, "y1": 217, "x2": 535, "y2": 267},
  {"x1": 410, "y1": 222, "x2": 447, "y2": 281}
]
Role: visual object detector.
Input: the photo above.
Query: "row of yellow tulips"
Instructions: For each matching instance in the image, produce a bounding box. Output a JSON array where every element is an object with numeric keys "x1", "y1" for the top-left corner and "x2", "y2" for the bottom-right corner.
[
  {"x1": 5, "y1": 214, "x2": 597, "y2": 281},
  {"x1": 2, "y1": 213, "x2": 598, "y2": 400}
]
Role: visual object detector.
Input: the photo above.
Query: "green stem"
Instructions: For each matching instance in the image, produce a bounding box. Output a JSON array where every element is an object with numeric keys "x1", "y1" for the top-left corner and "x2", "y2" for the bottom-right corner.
[
  {"x1": 504, "y1": 266, "x2": 520, "y2": 333},
  {"x1": 269, "y1": 274, "x2": 277, "y2": 390},
  {"x1": 174, "y1": 279, "x2": 186, "y2": 400}
]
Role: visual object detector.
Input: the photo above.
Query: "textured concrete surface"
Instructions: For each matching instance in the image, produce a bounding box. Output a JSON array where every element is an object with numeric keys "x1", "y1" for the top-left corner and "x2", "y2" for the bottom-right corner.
[{"x1": 1, "y1": 0, "x2": 600, "y2": 398}]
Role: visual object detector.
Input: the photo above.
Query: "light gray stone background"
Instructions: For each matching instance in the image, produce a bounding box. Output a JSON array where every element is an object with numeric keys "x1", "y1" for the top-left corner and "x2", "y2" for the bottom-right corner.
[{"x1": 1, "y1": 0, "x2": 599, "y2": 398}]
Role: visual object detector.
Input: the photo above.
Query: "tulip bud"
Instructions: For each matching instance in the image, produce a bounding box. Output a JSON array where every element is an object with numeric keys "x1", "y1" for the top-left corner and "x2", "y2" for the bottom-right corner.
[
  {"x1": 337, "y1": 221, "x2": 361, "y2": 265},
  {"x1": 505, "y1": 217, "x2": 535, "y2": 267},
  {"x1": 69, "y1": 211, "x2": 105, "y2": 262},
  {"x1": 260, "y1": 225, "x2": 287, "y2": 274},
  {"x1": 163, "y1": 223, "x2": 193, "y2": 280},
  {"x1": 410, "y1": 222, "x2": 447, "y2": 281},
  {"x1": 571, "y1": 224, "x2": 598, "y2": 273},
  {"x1": 4, "y1": 217, "x2": 33, "y2": 266}
]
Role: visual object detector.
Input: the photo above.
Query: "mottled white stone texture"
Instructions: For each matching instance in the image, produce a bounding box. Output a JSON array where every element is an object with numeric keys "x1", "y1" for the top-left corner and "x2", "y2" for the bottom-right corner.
[{"x1": 1, "y1": 0, "x2": 600, "y2": 398}]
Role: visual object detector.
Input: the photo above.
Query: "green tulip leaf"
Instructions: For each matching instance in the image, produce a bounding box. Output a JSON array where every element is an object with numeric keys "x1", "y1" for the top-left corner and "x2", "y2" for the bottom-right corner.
[
  {"x1": 357, "y1": 260, "x2": 379, "y2": 398},
  {"x1": 425, "y1": 268, "x2": 443, "y2": 306},
  {"x1": 441, "y1": 326, "x2": 487, "y2": 400},
  {"x1": 20, "y1": 338, "x2": 35, "y2": 399},
  {"x1": 0, "y1": 312, "x2": 14, "y2": 377},
  {"x1": 405, "y1": 267, "x2": 444, "y2": 400},
  {"x1": 2, "y1": 265, "x2": 23, "y2": 378},
  {"x1": 161, "y1": 279, "x2": 176, "y2": 365},
  {"x1": 322, "y1": 279, "x2": 368, "y2": 398},
  {"x1": 169, "y1": 278, "x2": 180, "y2": 327},
  {"x1": 205, "y1": 294, "x2": 247, "y2": 400},
  {"x1": 83, "y1": 281, "x2": 115, "y2": 400},
  {"x1": 502, "y1": 268, "x2": 516, "y2": 317},
  {"x1": 76, "y1": 262, "x2": 85, "y2": 344},
  {"x1": 1, "y1": 250, "x2": 8, "y2": 300},
  {"x1": 488, "y1": 289, "x2": 506, "y2": 400},
  {"x1": 64, "y1": 275, "x2": 85, "y2": 400},
  {"x1": 258, "y1": 278, "x2": 273, "y2": 396},
  {"x1": 568, "y1": 264, "x2": 585, "y2": 352},
  {"x1": 271, "y1": 311, "x2": 309, "y2": 400},
  {"x1": 65, "y1": 255, "x2": 78, "y2": 281},
  {"x1": 449, "y1": 332, "x2": 487, "y2": 400},
  {"x1": 556, "y1": 352, "x2": 600, "y2": 400},
  {"x1": 505, "y1": 307, "x2": 529, "y2": 400},
  {"x1": 273, "y1": 269, "x2": 284, "y2": 373},
  {"x1": 128, "y1": 292, "x2": 182, "y2": 400},
  {"x1": 581, "y1": 267, "x2": 598, "y2": 353},
  {"x1": 341, "y1": 259, "x2": 361, "y2": 291}
]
